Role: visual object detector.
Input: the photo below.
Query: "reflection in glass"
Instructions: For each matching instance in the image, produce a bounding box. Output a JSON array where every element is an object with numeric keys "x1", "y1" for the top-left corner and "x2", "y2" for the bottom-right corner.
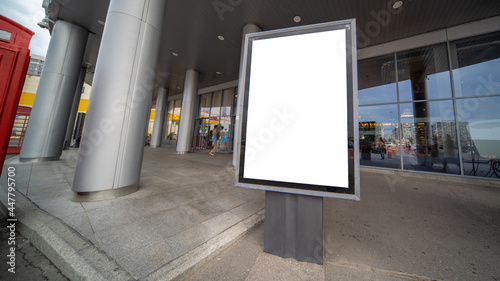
[
  {"x1": 358, "y1": 104, "x2": 400, "y2": 169},
  {"x1": 210, "y1": 91, "x2": 222, "y2": 117},
  {"x1": 397, "y1": 44, "x2": 452, "y2": 101},
  {"x1": 199, "y1": 94, "x2": 211, "y2": 118},
  {"x1": 457, "y1": 96, "x2": 500, "y2": 178},
  {"x1": 163, "y1": 99, "x2": 182, "y2": 143},
  {"x1": 221, "y1": 88, "x2": 234, "y2": 116},
  {"x1": 358, "y1": 54, "x2": 397, "y2": 105},
  {"x1": 450, "y1": 32, "x2": 500, "y2": 98},
  {"x1": 400, "y1": 100, "x2": 459, "y2": 174}
]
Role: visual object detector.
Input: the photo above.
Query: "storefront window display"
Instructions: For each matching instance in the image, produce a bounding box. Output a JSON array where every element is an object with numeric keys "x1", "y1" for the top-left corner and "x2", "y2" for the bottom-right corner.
[
  {"x1": 194, "y1": 87, "x2": 237, "y2": 152},
  {"x1": 358, "y1": 31, "x2": 500, "y2": 179},
  {"x1": 358, "y1": 104, "x2": 400, "y2": 169},
  {"x1": 400, "y1": 100, "x2": 459, "y2": 174}
]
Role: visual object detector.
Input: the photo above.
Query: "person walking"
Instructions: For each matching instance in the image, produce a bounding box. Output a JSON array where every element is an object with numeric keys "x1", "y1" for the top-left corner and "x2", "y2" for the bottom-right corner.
[
  {"x1": 379, "y1": 137, "x2": 386, "y2": 160},
  {"x1": 210, "y1": 125, "x2": 219, "y2": 155}
]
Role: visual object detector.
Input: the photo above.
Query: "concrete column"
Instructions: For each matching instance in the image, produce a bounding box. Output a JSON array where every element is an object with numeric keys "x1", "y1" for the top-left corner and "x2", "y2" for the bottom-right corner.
[
  {"x1": 63, "y1": 68, "x2": 85, "y2": 149},
  {"x1": 19, "y1": 20, "x2": 88, "y2": 161},
  {"x1": 72, "y1": 0, "x2": 166, "y2": 200},
  {"x1": 176, "y1": 69, "x2": 199, "y2": 154},
  {"x1": 151, "y1": 87, "x2": 167, "y2": 147},
  {"x1": 233, "y1": 23, "x2": 261, "y2": 166}
]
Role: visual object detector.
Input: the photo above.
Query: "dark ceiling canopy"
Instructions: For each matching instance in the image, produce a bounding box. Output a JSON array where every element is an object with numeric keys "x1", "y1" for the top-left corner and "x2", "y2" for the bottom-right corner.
[{"x1": 47, "y1": 0, "x2": 500, "y2": 98}]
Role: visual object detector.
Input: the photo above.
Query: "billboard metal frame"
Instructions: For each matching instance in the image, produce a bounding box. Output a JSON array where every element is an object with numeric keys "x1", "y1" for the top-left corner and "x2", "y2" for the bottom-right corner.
[{"x1": 235, "y1": 19, "x2": 360, "y2": 200}]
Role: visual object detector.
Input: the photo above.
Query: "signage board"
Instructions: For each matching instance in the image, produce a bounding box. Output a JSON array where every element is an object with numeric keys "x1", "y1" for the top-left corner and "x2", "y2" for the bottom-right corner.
[{"x1": 235, "y1": 19, "x2": 360, "y2": 200}]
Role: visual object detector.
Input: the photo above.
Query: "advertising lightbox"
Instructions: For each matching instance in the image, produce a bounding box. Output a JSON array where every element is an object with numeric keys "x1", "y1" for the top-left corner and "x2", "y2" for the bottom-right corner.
[{"x1": 235, "y1": 19, "x2": 360, "y2": 200}]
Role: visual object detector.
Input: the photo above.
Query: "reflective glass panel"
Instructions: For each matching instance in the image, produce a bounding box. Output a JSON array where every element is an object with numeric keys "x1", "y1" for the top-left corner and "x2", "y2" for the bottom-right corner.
[
  {"x1": 397, "y1": 44, "x2": 453, "y2": 101},
  {"x1": 400, "y1": 100, "x2": 459, "y2": 174},
  {"x1": 457, "y1": 96, "x2": 500, "y2": 178},
  {"x1": 359, "y1": 104, "x2": 400, "y2": 169},
  {"x1": 221, "y1": 88, "x2": 234, "y2": 116},
  {"x1": 166, "y1": 99, "x2": 182, "y2": 141},
  {"x1": 358, "y1": 54, "x2": 397, "y2": 105},
  {"x1": 450, "y1": 32, "x2": 500, "y2": 98},
  {"x1": 210, "y1": 91, "x2": 222, "y2": 118},
  {"x1": 199, "y1": 94, "x2": 211, "y2": 118}
]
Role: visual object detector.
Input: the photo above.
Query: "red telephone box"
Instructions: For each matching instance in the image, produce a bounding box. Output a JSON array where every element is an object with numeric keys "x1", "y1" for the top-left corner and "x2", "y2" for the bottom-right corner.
[
  {"x1": 0, "y1": 15, "x2": 34, "y2": 171},
  {"x1": 7, "y1": 105, "x2": 32, "y2": 153}
]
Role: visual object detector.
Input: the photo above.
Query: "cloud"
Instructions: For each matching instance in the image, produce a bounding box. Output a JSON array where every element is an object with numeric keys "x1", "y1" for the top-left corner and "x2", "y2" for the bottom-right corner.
[{"x1": 0, "y1": 0, "x2": 50, "y2": 56}]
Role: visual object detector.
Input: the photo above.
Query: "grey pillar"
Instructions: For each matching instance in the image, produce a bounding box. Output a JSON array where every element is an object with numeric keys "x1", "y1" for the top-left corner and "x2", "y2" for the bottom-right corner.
[
  {"x1": 63, "y1": 68, "x2": 85, "y2": 149},
  {"x1": 264, "y1": 191, "x2": 323, "y2": 264},
  {"x1": 176, "y1": 69, "x2": 199, "y2": 154},
  {"x1": 19, "y1": 21, "x2": 88, "y2": 161},
  {"x1": 72, "y1": 0, "x2": 166, "y2": 200},
  {"x1": 151, "y1": 87, "x2": 167, "y2": 147},
  {"x1": 233, "y1": 23, "x2": 261, "y2": 166}
]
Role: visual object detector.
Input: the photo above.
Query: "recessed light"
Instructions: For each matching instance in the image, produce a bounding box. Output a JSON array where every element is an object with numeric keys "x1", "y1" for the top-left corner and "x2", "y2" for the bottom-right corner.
[
  {"x1": 392, "y1": 1, "x2": 403, "y2": 9},
  {"x1": 98, "y1": 20, "x2": 105, "y2": 25},
  {"x1": 172, "y1": 52, "x2": 179, "y2": 56},
  {"x1": 293, "y1": 16, "x2": 301, "y2": 23},
  {"x1": 216, "y1": 71, "x2": 221, "y2": 75},
  {"x1": 218, "y1": 35, "x2": 225, "y2": 41}
]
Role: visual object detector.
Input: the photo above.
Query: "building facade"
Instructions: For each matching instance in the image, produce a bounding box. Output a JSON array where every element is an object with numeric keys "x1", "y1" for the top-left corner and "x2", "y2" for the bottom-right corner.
[{"x1": 20, "y1": 0, "x2": 500, "y2": 199}]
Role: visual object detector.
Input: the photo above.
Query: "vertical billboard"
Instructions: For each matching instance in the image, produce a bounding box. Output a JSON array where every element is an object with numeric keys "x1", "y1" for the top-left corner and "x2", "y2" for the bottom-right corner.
[{"x1": 235, "y1": 19, "x2": 360, "y2": 200}]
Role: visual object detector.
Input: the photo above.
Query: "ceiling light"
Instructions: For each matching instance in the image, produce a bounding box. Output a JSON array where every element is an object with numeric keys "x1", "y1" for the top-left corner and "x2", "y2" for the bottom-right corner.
[
  {"x1": 293, "y1": 16, "x2": 301, "y2": 23},
  {"x1": 216, "y1": 71, "x2": 221, "y2": 75},
  {"x1": 218, "y1": 35, "x2": 225, "y2": 41},
  {"x1": 392, "y1": 1, "x2": 403, "y2": 9},
  {"x1": 172, "y1": 52, "x2": 179, "y2": 56},
  {"x1": 97, "y1": 20, "x2": 105, "y2": 25},
  {"x1": 37, "y1": 18, "x2": 55, "y2": 29}
]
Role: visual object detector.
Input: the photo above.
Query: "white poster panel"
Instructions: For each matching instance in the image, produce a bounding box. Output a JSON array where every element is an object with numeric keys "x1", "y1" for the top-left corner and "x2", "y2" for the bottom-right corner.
[
  {"x1": 244, "y1": 30, "x2": 348, "y2": 187},
  {"x1": 236, "y1": 20, "x2": 359, "y2": 200}
]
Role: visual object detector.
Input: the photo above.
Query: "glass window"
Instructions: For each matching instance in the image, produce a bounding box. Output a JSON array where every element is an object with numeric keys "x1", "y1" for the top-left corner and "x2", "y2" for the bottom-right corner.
[
  {"x1": 358, "y1": 104, "x2": 400, "y2": 169},
  {"x1": 457, "y1": 96, "x2": 500, "y2": 178},
  {"x1": 221, "y1": 88, "x2": 234, "y2": 116},
  {"x1": 397, "y1": 44, "x2": 453, "y2": 101},
  {"x1": 164, "y1": 99, "x2": 181, "y2": 141},
  {"x1": 358, "y1": 54, "x2": 397, "y2": 105},
  {"x1": 450, "y1": 32, "x2": 500, "y2": 98},
  {"x1": 199, "y1": 94, "x2": 211, "y2": 118},
  {"x1": 400, "y1": 100, "x2": 459, "y2": 174},
  {"x1": 210, "y1": 91, "x2": 222, "y2": 119}
]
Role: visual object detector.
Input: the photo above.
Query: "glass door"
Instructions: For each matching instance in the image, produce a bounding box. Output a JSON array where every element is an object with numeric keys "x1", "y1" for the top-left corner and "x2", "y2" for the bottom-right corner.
[{"x1": 193, "y1": 118, "x2": 211, "y2": 150}]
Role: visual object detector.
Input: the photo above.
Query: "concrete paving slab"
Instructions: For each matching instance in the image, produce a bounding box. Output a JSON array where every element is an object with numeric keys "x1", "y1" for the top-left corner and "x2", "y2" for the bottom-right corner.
[{"x1": 1, "y1": 147, "x2": 265, "y2": 280}]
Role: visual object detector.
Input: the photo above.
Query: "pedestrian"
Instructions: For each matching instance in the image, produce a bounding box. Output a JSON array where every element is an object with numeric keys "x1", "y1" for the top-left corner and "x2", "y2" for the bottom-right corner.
[
  {"x1": 379, "y1": 137, "x2": 386, "y2": 160},
  {"x1": 210, "y1": 125, "x2": 219, "y2": 155}
]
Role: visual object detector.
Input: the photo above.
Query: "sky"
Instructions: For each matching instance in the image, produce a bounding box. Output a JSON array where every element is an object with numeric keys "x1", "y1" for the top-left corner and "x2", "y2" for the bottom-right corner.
[{"x1": 0, "y1": 0, "x2": 51, "y2": 56}]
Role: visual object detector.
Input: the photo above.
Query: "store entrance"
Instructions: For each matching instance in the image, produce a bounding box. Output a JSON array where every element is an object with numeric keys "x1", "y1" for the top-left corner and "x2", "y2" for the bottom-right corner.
[
  {"x1": 193, "y1": 118, "x2": 211, "y2": 150},
  {"x1": 192, "y1": 117, "x2": 234, "y2": 153}
]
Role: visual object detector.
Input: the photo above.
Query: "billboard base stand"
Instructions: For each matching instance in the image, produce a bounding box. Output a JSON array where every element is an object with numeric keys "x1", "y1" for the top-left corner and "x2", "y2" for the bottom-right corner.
[{"x1": 263, "y1": 191, "x2": 323, "y2": 264}]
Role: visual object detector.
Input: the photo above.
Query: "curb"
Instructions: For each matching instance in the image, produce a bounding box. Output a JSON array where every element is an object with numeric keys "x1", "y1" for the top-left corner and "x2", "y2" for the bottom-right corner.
[
  {"x1": 145, "y1": 209, "x2": 265, "y2": 281},
  {"x1": 0, "y1": 168, "x2": 134, "y2": 280},
  {"x1": 1, "y1": 156, "x2": 265, "y2": 280}
]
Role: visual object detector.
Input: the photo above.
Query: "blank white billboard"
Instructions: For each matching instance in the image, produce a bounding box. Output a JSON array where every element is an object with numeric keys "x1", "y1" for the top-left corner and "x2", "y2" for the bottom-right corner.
[{"x1": 236, "y1": 20, "x2": 360, "y2": 200}]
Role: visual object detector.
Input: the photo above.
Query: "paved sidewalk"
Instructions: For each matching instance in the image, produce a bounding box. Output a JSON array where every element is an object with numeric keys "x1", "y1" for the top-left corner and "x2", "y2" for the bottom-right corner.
[
  {"x1": 186, "y1": 168, "x2": 500, "y2": 281},
  {"x1": 0, "y1": 147, "x2": 264, "y2": 280},
  {"x1": 1, "y1": 147, "x2": 500, "y2": 280}
]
